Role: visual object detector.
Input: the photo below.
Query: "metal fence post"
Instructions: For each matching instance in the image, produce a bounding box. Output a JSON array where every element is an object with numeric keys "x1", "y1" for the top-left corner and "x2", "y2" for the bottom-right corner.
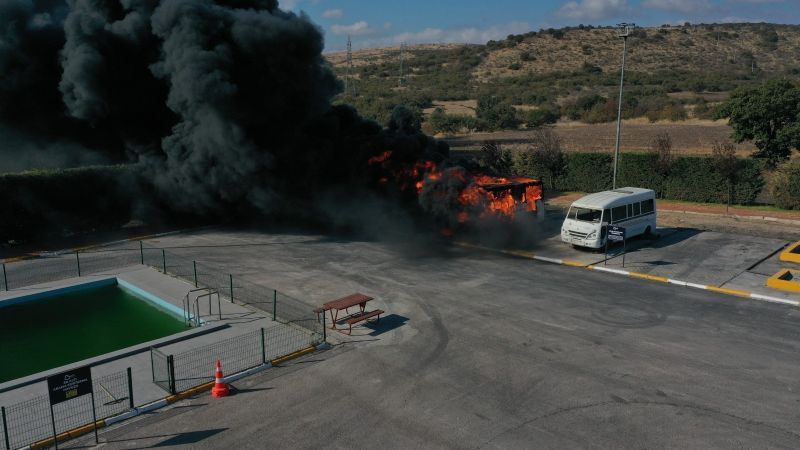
[
  {"x1": 272, "y1": 290, "x2": 277, "y2": 321},
  {"x1": 229, "y1": 274, "x2": 234, "y2": 304},
  {"x1": 261, "y1": 327, "x2": 266, "y2": 365},
  {"x1": 2, "y1": 406, "x2": 10, "y2": 450},
  {"x1": 193, "y1": 261, "x2": 198, "y2": 287},
  {"x1": 139, "y1": 241, "x2": 144, "y2": 265},
  {"x1": 127, "y1": 367, "x2": 134, "y2": 410},
  {"x1": 322, "y1": 310, "x2": 327, "y2": 343},
  {"x1": 76, "y1": 251, "x2": 81, "y2": 277},
  {"x1": 161, "y1": 249, "x2": 166, "y2": 274},
  {"x1": 167, "y1": 355, "x2": 176, "y2": 394},
  {"x1": 2, "y1": 263, "x2": 7, "y2": 291}
]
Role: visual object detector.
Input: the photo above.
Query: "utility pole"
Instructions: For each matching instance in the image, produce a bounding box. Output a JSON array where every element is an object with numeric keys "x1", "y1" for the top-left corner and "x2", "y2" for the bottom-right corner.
[
  {"x1": 398, "y1": 42, "x2": 407, "y2": 88},
  {"x1": 612, "y1": 23, "x2": 634, "y2": 190},
  {"x1": 345, "y1": 35, "x2": 356, "y2": 97}
]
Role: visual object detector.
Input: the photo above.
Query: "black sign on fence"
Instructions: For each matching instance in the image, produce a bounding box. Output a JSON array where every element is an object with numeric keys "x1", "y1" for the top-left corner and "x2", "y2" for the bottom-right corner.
[
  {"x1": 47, "y1": 366, "x2": 93, "y2": 405},
  {"x1": 46, "y1": 366, "x2": 98, "y2": 448}
]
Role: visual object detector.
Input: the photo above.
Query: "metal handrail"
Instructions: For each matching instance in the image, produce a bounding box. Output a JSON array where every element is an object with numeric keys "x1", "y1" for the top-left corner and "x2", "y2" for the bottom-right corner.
[{"x1": 183, "y1": 287, "x2": 221, "y2": 326}]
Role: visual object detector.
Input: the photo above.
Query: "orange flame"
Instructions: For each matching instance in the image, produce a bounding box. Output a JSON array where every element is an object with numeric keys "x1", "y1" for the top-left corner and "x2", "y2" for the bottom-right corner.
[{"x1": 368, "y1": 150, "x2": 542, "y2": 225}]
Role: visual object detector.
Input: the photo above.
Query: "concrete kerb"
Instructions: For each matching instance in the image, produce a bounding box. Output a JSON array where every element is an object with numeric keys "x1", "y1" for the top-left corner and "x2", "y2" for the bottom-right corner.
[
  {"x1": 456, "y1": 242, "x2": 800, "y2": 308},
  {"x1": 1, "y1": 226, "x2": 210, "y2": 264},
  {"x1": 21, "y1": 344, "x2": 322, "y2": 450}
]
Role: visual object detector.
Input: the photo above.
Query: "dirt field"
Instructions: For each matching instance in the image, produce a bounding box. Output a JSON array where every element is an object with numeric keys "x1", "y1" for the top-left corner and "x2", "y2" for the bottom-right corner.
[
  {"x1": 444, "y1": 118, "x2": 756, "y2": 156},
  {"x1": 422, "y1": 100, "x2": 477, "y2": 117}
]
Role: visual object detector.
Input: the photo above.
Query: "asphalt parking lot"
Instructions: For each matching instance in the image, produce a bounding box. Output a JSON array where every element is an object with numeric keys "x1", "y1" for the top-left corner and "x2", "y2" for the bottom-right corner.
[
  {"x1": 521, "y1": 210, "x2": 799, "y2": 302},
  {"x1": 69, "y1": 228, "x2": 800, "y2": 449}
]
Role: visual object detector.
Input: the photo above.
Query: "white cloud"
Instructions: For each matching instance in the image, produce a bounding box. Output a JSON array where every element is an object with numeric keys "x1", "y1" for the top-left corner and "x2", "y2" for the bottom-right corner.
[
  {"x1": 719, "y1": 15, "x2": 765, "y2": 22},
  {"x1": 642, "y1": 0, "x2": 712, "y2": 13},
  {"x1": 556, "y1": 0, "x2": 628, "y2": 21},
  {"x1": 351, "y1": 21, "x2": 531, "y2": 49},
  {"x1": 331, "y1": 21, "x2": 376, "y2": 36},
  {"x1": 322, "y1": 9, "x2": 343, "y2": 19}
]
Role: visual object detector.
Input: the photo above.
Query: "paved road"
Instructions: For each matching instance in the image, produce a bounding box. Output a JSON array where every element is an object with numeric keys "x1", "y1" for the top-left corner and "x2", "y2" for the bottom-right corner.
[{"x1": 75, "y1": 230, "x2": 800, "y2": 448}]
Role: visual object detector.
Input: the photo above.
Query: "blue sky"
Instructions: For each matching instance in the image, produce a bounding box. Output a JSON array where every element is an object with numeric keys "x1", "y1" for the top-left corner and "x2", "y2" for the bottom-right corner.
[{"x1": 279, "y1": 0, "x2": 800, "y2": 52}]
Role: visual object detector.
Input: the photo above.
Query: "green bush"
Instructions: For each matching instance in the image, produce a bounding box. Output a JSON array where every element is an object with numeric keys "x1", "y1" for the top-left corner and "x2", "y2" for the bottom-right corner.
[
  {"x1": 476, "y1": 96, "x2": 520, "y2": 131},
  {"x1": 428, "y1": 108, "x2": 478, "y2": 134},
  {"x1": 513, "y1": 152, "x2": 765, "y2": 204},
  {"x1": 523, "y1": 106, "x2": 560, "y2": 128},
  {"x1": 771, "y1": 159, "x2": 800, "y2": 209}
]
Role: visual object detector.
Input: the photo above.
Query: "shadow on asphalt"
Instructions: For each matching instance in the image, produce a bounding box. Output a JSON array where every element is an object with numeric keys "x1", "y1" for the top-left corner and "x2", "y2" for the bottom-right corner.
[
  {"x1": 94, "y1": 428, "x2": 227, "y2": 448},
  {"x1": 151, "y1": 428, "x2": 227, "y2": 447},
  {"x1": 230, "y1": 386, "x2": 271, "y2": 395},
  {"x1": 367, "y1": 314, "x2": 409, "y2": 336}
]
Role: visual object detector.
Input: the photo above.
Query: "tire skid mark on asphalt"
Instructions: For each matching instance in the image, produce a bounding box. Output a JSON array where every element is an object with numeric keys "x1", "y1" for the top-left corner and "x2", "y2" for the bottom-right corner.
[{"x1": 478, "y1": 398, "x2": 800, "y2": 448}]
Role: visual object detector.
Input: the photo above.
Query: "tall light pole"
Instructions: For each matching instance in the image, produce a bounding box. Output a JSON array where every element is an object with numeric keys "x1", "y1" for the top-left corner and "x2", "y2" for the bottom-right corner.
[{"x1": 612, "y1": 23, "x2": 634, "y2": 190}]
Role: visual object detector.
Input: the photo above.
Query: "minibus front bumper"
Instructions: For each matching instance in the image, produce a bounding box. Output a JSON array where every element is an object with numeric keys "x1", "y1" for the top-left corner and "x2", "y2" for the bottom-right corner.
[{"x1": 561, "y1": 233, "x2": 603, "y2": 249}]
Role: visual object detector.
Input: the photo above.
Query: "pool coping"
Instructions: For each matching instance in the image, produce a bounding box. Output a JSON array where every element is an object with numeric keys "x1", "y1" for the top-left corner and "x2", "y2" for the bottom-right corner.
[{"x1": 0, "y1": 277, "x2": 229, "y2": 393}]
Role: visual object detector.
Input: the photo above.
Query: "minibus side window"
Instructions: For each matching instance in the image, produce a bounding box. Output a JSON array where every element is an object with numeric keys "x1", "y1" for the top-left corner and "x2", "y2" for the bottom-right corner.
[
  {"x1": 633, "y1": 202, "x2": 641, "y2": 216},
  {"x1": 641, "y1": 199, "x2": 655, "y2": 214},
  {"x1": 612, "y1": 205, "x2": 627, "y2": 223}
]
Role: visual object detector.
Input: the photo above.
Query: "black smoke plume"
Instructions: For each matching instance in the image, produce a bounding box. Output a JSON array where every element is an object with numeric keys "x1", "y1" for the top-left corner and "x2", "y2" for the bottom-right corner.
[{"x1": 0, "y1": 0, "x2": 446, "y2": 228}]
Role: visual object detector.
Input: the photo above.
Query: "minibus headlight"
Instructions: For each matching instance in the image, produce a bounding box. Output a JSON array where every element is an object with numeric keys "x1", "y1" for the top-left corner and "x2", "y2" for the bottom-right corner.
[{"x1": 586, "y1": 231, "x2": 597, "y2": 239}]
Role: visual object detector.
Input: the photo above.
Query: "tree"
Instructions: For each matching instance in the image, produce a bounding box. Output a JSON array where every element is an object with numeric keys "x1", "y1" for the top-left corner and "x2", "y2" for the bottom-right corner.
[
  {"x1": 387, "y1": 105, "x2": 421, "y2": 134},
  {"x1": 476, "y1": 96, "x2": 519, "y2": 131},
  {"x1": 650, "y1": 132, "x2": 673, "y2": 178},
  {"x1": 526, "y1": 128, "x2": 565, "y2": 190},
  {"x1": 477, "y1": 141, "x2": 513, "y2": 176},
  {"x1": 524, "y1": 105, "x2": 560, "y2": 128},
  {"x1": 711, "y1": 140, "x2": 739, "y2": 212},
  {"x1": 716, "y1": 79, "x2": 800, "y2": 166}
]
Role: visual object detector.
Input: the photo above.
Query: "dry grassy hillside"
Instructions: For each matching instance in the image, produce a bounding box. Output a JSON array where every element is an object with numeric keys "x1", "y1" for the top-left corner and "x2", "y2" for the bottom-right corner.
[
  {"x1": 474, "y1": 24, "x2": 800, "y2": 79},
  {"x1": 326, "y1": 43, "x2": 464, "y2": 67},
  {"x1": 324, "y1": 23, "x2": 799, "y2": 155},
  {"x1": 327, "y1": 23, "x2": 800, "y2": 82}
]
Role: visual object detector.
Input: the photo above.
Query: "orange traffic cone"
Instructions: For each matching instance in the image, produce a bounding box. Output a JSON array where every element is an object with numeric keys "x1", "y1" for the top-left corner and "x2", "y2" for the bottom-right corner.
[{"x1": 211, "y1": 360, "x2": 230, "y2": 398}]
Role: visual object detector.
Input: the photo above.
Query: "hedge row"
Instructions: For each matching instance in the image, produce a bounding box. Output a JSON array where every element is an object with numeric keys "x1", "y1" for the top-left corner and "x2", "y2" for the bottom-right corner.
[
  {"x1": 515, "y1": 152, "x2": 765, "y2": 204},
  {"x1": 1, "y1": 165, "x2": 138, "y2": 243},
  {"x1": 771, "y1": 159, "x2": 800, "y2": 210}
]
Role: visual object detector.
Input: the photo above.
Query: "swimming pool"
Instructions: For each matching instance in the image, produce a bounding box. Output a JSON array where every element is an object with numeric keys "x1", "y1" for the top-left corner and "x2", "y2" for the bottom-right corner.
[{"x1": 0, "y1": 279, "x2": 188, "y2": 384}]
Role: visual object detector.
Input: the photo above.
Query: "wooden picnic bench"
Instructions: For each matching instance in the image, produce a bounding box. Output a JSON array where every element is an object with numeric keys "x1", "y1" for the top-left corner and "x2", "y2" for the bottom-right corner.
[
  {"x1": 343, "y1": 309, "x2": 384, "y2": 335},
  {"x1": 315, "y1": 293, "x2": 383, "y2": 334}
]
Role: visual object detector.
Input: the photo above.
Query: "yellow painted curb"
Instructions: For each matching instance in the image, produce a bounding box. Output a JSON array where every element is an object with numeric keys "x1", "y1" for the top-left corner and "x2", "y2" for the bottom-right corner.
[
  {"x1": 766, "y1": 269, "x2": 800, "y2": 293},
  {"x1": 2, "y1": 255, "x2": 32, "y2": 263},
  {"x1": 166, "y1": 381, "x2": 216, "y2": 403},
  {"x1": 629, "y1": 272, "x2": 670, "y2": 283},
  {"x1": 30, "y1": 419, "x2": 106, "y2": 449},
  {"x1": 780, "y1": 241, "x2": 800, "y2": 264},
  {"x1": 706, "y1": 286, "x2": 752, "y2": 298},
  {"x1": 562, "y1": 260, "x2": 586, "y2": 267},
  {"x1": 503, "y1": 250, "x2": 535, "y2": 259},
  {"x1": 271, "y1": 346, "x2": 316, "y2": 366}
]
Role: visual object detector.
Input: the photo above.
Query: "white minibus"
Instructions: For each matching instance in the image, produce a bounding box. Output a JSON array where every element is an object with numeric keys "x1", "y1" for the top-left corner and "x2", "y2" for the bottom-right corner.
[{"x1": 560, "y1": 187, "x2": 656, "y2": 249}]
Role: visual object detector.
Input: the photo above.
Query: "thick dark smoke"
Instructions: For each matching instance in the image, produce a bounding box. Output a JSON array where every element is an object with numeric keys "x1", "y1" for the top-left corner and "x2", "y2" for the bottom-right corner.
[{"x1": 1, "y1": 0, "x2": 446, "y2": 226}]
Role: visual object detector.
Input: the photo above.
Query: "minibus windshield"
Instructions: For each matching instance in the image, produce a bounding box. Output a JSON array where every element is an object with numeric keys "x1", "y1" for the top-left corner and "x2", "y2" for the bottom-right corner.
[{"x1": 570, "y1": 207, "x2": 602, "y2": 223}]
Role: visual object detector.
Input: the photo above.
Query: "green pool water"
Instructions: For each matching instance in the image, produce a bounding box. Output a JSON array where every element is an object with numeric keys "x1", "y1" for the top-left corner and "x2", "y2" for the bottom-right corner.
[{"x1": 1, "y1": 284, "x2": 188, "y2": 384}]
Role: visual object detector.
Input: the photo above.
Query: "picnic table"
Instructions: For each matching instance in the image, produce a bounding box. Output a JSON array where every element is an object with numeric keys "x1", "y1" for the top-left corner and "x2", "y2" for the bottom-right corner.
[{"x1": 314, "y1": 293, "x2": 384, "y2": 334}]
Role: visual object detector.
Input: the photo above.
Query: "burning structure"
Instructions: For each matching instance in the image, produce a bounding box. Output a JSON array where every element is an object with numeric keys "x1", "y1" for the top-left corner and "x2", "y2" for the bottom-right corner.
[{"x1": 368, "y1": 151, "x2": 543, "y2": 229}]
